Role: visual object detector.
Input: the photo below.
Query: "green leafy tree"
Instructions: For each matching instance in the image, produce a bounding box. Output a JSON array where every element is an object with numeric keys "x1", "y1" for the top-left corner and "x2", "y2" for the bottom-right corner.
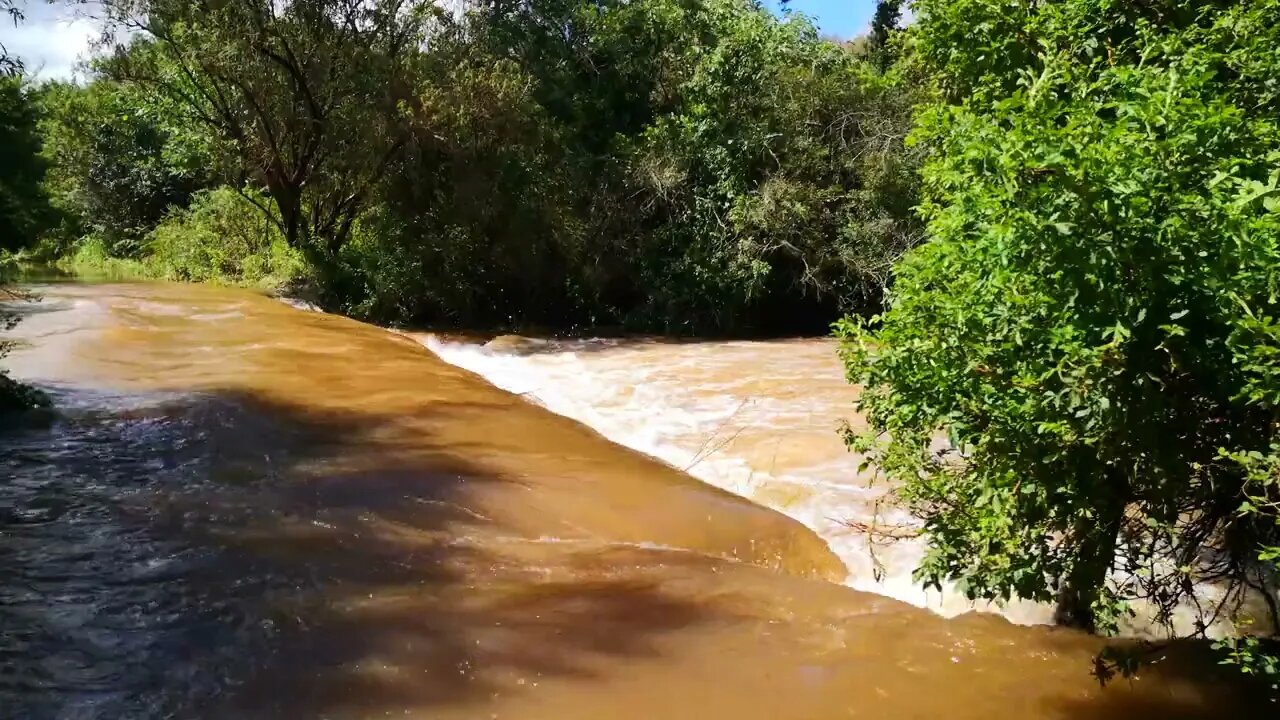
[
  {"x1": 36, "y1": 0, "x2": 922, "y2": 336},
  {"x1": 37, "y1": 79, "x2": 210, "y2": 257},
  {"x1": 100, "y1": 0, "x2": 433, "y2": 279},
  {"x1": 840, "y1": 0, "x2": 1279, "y2": 674},
  {"x1": 0, "y1": 76, "x2": 54, "y2": 250},
  {"x1": 334, "y1": 0, "x2": 923, "y2": 333},
  {"x1": 621, "y1": 1, "x2": 922, "y2": 331},
  {"x1": 476, "y1": 0, "x2": 924, "y2": 333},
  {"x1": 340, "y1": 25, "x2": 585, "y2": 327},
  {"x1": 0, "y1": 74, "x2": 51, "y2": 413},
  {"x1": 868, "y1": 0, "x2": 904, "y2": 69}
]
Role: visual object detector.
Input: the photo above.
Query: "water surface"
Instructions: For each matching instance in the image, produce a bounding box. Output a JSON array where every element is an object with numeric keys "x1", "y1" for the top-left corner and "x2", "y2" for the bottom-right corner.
[{"x1": 0, "y1": 283, "x2": 1258, "y2": 718}]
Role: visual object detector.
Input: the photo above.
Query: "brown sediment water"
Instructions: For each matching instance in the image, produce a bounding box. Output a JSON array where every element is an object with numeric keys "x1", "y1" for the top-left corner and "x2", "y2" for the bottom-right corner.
[
  {"x1": 420, "y1": 335, "x2": 1268, "y2": 636},
  {"x1": 0, "y1": 282, "x2": 1261, "y2": 718},
  {"x1": 419, "y1": 334, "x2": 1060, "y2": 623}
]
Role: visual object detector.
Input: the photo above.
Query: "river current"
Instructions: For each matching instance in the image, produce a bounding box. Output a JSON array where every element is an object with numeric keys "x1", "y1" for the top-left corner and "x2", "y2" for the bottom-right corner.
[{"x1": 0, "y1": 282, "x2": 1260, "y2": 718}]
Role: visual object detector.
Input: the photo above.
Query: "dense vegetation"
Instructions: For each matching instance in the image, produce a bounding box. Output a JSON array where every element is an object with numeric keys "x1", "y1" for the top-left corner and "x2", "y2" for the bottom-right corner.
[
  {"x1": 0, "y1": 74, "x2": 52, "y2": 411},
  {"x1": 841, "y1": 0, "x2": 1279, "y2": 683},
  {"x1": 10, "y1": 0, "x2": 922, "y2": 335},
  {"x1": 1, "y1": 0, "x2": 1276, "y2": 686}
]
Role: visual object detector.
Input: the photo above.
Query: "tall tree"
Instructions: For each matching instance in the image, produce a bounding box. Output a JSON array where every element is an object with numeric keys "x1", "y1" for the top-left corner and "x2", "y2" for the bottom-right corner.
[
  {"x1": 100, "y1": 0, "x2": 432, "y2": 274},
  {"x1": 0, "y1": 76, "x2": 53, "y2": 250},
  {"x1": 868, "y1": 0, "x2": 904, "y2": 57},
  {"x1": 0, "y1": 74, "x2": 51, "y2": 414}
]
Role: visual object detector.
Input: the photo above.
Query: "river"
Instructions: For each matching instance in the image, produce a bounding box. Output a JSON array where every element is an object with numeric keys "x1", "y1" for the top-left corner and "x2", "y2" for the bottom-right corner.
[
  {"x1": 420, "y1": 335, "x2": 1253, "y2": 637},
  {"x1": 419, "y1": 335, "x2": 1059, "y2": 624},
  {"x1": 0, "y1": 282, "x2": 1261, "y2": 718}
]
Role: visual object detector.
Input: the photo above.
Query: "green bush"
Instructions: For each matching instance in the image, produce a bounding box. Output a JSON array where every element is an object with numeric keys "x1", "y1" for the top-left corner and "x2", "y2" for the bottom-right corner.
[
  {"x1": 146, "y1": 187, "x2": 305, "y2": 287},
  {"x1": 58, "y1": 234, "x2": 149, "y2": 279},
  {"x1": 840, "y1": 0, "x2": 1279, "y2": 675}
]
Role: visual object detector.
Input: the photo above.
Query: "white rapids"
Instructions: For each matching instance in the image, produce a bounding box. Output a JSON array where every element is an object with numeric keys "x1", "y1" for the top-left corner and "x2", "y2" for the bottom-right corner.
[{"x1": 418, "y1": 334, "x2": 1056, "y2": 626}]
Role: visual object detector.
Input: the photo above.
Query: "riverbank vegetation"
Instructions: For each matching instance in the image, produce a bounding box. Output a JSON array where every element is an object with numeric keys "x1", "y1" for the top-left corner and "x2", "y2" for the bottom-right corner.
[
  {"x1": 841, "y1": 0, "x2": 1280, "y2": 684},
  {"x1": 0, "y1": 0, "x2": 1276, "y2": 686},
  {"x1": 9, "y1": 0, "x2": 923, "y2": 334},
  {"x1": 0, "y1": 74, "x2": 51, "y2": 412}
]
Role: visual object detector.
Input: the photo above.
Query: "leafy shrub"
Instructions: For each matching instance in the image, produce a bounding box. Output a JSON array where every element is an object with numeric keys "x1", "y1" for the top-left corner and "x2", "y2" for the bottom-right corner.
[
  {"x1": 840, "y1": 0, "x2": 1280, "y2": 674},
  {"x1": 147, "y1": 187, "x2": 304, "y2": 286},
  {"x1": 37, "y1": 80, "x2": 210, "y2": 257}
]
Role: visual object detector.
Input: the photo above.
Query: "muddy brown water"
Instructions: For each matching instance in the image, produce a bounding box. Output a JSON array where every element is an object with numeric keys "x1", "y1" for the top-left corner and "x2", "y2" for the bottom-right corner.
[
  {"x1": 0, "y1": 282, "x2": 1263, "y2": 718},
  {"x1": 419, "y1": 336, "x2": 1269, "y2": 635}
]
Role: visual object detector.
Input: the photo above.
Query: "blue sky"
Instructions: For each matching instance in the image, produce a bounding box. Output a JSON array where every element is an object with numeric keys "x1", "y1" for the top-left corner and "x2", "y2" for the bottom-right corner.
[
  {"x1": 0, "y1": 3, "x2": 98, "y2": 80},
  {"x1": 765, "y1": 0, "x2": 880, "y2": 39},
  {"x1": 1, "y1": 1, "x2": 883, "y2": 80}
]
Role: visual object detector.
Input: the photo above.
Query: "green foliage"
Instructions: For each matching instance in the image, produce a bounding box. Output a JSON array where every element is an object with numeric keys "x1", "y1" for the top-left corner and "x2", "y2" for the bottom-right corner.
[
  {"x1": 36, "y1": 78, "x2": 210, "y2": 257},
  {"x1": 841, "y1": 0, "x2": 1280, "y2": 663},
  {"x1": 147, "y1": 187, "x2": 305, "y2": 286},
  {"x1": 0, "y1": 72, "x2": 55, "y2": 416},
  {"x1": 0, "y1": 76, "x2": 55, "y2": 251},
  {"x1": 57, "y1": 234, "x2": 151, "y2": 279},
  {"x1": 346, "y1": 0, "x2": 924, "y2": 333},
  {"x1": 101, "y1": 0, "x2": 431, "y2": 271},
  {"x1": 42, "y1": 0, "x2": 922, "y2": 335},
  {"x1": 337, "y1": 39, "x2": 583, "y2": 326},
  {"x1": 868, "y1": 0, "x2": 905, "y2": 69},
  {"x1": 613, "y1": 0, "x2": 922, "y2": 331}
]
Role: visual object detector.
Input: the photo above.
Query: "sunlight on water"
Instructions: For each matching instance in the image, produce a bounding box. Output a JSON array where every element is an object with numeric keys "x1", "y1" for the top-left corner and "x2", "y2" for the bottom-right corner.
[{"x1": 419, "y1": 334, "x2": 1057, "y2": 624}]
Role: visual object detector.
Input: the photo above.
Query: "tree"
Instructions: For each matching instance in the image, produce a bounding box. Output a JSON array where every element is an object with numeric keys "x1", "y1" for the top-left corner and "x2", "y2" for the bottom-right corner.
[
  {"x1": 867, "y1": 0, "x2": 903, "y2": 69},
  {"x1": 100, "y1": 0, "x2": 433, "y2": 277},
  {"x1": 37, "y1": 78, "x2": 210, "y2": 256},
  {"x1": 0, "y1": 75, "x2": 51, "y2": 413},
  {"x1": 1, "y1": 0, "x2": 23, "y2": 77},
  {"x1": 840, "y1": 0, "x2": 1280, "y2": 676},
  {"x1": 480, "y1": 0, "x2": 924, "y2": 333},
  {"x1": 340, "y1": 22, "x2": 588, "y2": 327},
  {"x1": 0, "y1": 76, "x2": 54, "y2": 250},
  {"x1": 336, "y1": 0, "x2": 924, "y2": 333}
]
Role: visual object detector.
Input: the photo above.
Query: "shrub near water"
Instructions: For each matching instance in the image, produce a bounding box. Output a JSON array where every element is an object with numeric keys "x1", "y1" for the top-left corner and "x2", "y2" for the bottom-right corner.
[
  {"x1": 840, "y1": 0, "x2": 1280, "y2": 679},
  {"x1": 147, "y1": 188, "x2": 304, "y2": 287}
]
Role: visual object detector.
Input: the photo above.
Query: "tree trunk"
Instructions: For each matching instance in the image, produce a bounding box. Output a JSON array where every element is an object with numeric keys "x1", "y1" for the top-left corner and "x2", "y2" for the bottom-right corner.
[
  {"x1": 1055, "y1": 503, "x2": 1124, "y2": 633},
  {"x1": 273, "y1": 185, "x2": 303, "y2": 253}
]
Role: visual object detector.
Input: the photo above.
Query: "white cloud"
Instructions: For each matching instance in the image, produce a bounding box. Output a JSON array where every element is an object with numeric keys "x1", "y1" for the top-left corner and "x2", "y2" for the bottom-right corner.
[{"x1": 0, "y1": 3, "x2": 101, "y2": 80}]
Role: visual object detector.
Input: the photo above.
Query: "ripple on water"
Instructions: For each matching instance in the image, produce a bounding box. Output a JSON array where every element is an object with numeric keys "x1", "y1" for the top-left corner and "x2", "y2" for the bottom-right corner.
[{"x1": 0, "y1": 403, "x2": 295, "y2": 719}]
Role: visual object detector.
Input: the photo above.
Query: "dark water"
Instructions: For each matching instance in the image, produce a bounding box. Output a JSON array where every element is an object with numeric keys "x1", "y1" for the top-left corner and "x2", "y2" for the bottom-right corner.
[{"x1": 0, "y1": 399, "x2": 296, "y2": 718}]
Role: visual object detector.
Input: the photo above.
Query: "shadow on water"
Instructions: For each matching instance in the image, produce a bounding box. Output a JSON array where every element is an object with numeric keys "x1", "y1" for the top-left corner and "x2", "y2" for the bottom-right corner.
[
  {"x1": 1051, "y1": 640, "x2": 1278, "y2": 720},
  {"x1": 0, "y1": 387, "x2": 729, "y2": 719}
]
